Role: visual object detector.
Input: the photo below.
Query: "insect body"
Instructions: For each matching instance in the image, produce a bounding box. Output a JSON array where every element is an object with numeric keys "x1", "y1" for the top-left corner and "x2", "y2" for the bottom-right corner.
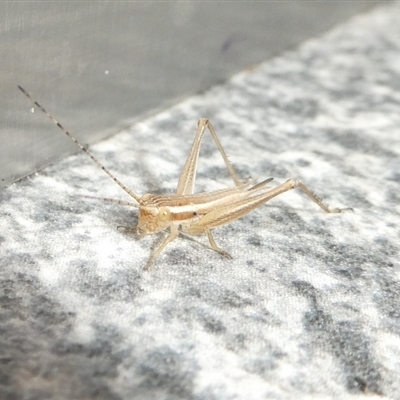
[{"x1": 18, "y1": 86, "x2": 343, "y2": 269}]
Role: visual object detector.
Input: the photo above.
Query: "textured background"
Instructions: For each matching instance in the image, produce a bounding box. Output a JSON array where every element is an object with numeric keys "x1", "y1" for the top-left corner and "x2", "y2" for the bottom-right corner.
[
  {"x1": 1, "y1": 2, "x2": 400, "y2": 399},
  {"x1": 2, "y1": 0, "x2": 381, "y2": 187}
]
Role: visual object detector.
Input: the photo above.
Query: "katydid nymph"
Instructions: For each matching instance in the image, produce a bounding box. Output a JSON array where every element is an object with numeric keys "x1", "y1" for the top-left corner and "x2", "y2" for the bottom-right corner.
[{"x1": 18, "y1": 86, "x2": 345, "y2": 269}]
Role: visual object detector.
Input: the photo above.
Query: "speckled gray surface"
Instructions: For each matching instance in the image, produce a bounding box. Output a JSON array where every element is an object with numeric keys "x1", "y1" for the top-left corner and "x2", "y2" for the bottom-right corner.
[{"x1": 1, "y1": 3, "x2": 400, "y2": 399}]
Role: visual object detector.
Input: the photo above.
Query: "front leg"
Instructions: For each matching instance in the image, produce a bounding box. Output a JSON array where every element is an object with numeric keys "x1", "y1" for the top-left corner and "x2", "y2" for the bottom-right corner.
[
  {"x1": 117, "y1": 225, "x2": 137, "y2": 234},
  {"x1": 144, "y1": 226, "x2": 179, "y2": 270}
]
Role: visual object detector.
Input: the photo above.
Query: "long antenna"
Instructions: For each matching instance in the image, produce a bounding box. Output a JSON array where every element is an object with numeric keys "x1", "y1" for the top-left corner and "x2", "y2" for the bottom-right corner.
[{"x1": 18, "y1": 86, "x2": 142, "y2": 204}]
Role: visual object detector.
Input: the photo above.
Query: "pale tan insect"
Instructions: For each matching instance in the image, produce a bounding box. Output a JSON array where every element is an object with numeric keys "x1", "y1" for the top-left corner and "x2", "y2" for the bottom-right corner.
[{"x1": 18, "y1": 86, "x2": 344, "y2": 269}]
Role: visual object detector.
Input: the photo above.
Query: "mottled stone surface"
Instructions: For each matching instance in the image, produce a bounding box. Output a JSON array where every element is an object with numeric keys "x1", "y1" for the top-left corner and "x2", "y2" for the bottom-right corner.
[{"x1": 1, "y1": 3, "x2": 400, "y2": 399}]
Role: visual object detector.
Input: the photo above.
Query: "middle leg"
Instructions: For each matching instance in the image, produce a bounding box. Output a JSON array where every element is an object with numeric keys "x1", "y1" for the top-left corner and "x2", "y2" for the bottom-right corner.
[{"x1": 206, "y1": 229, "x2": 232, "y2": 259}]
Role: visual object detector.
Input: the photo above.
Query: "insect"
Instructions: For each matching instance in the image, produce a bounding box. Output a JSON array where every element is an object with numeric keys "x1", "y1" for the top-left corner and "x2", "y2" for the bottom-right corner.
[{"x1": 18, "y1": 86, "x2": 344, "y2": 269}]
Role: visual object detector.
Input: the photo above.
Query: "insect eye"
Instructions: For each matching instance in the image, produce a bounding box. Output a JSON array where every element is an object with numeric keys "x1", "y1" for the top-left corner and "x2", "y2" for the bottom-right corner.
[{"x1": 158, "y1": 207, "x2": 171, "y2": 222}]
